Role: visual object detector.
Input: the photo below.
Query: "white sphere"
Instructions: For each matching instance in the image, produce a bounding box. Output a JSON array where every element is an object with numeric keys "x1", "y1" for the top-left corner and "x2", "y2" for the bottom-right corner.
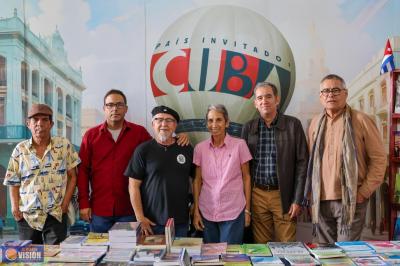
[{"x1": 150, "y1": 5, "x2": 296, "y2": 143}]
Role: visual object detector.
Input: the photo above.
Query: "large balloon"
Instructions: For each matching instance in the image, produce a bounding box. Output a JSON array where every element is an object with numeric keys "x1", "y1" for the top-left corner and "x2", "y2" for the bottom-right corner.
[{"x1": 150, "y1": 5, "x2": 295, "y2": 144}]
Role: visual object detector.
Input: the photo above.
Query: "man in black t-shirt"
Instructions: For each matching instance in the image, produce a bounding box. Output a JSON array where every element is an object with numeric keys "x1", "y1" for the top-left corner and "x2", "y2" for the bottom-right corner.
[{"x1": 125, "y1": 106, "x2": 194, "y2": 237}]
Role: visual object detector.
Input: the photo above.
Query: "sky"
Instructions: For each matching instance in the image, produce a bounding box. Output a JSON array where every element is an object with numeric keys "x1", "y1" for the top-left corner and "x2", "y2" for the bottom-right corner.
[{"x1": 0, "y1": 0, "x2": 399, "y2": 127}]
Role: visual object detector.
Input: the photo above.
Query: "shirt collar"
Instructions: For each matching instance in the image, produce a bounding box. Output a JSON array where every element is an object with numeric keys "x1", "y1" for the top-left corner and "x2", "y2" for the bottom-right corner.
[
  {"x1": 27, "y1": 137, "x2": 53, "y2": 152},
  {"x1": 100, "y1": 120, "x2": 130, "y2": 132},
  {"x1": 207, "y1": 133, "x2": 233, "y2": 148}
]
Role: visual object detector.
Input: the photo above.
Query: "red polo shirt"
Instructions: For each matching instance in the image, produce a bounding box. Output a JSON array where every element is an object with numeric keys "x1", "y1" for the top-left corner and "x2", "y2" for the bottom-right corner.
[{"x1": 77, "y1": 120, "x2": 151, "y2": 216}]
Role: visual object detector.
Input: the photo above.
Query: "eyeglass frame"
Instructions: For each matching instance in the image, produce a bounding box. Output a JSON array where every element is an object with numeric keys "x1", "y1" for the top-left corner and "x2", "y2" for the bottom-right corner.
[
  {"x1": 320, "y1": 87, "x2": 346, "y2": 96},
  {"x1": 152, "y1": 117, "x2": 177, "y2": 124},
  {"x1": 104, "y1": 102, "x2": 127, "y2": 109}
]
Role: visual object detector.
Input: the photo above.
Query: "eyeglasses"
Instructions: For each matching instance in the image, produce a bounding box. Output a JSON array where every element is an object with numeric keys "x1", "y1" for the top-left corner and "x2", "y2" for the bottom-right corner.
[
  {"x1": 104, "y1": 102, "x2": 126, "y2": 109},
  {"x1": 320, "y1": 87, "x2": 345, "y2": 96},
  {"x1": 153, "y1": 117, "x2": 176, "y2": 124}
]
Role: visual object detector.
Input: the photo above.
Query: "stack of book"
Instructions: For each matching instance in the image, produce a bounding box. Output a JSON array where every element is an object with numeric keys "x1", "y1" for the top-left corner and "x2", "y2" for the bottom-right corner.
[
  {"x1": 49, "y1": 235, "x2": 107, "y2": 263},
  {"x1": 250, "y1": 256, "x2": 284, "y2": 265},
  {"x1": 102, "y1": 248, "x2": 136, "y2": 263},
  {"x1": 221, "y1": 253, "x2": 251, "y2": 265},
  {"x1": 133, "y1": 248, "x2": 166, "y2": 264},
  {"x1": 171, "y1": 237, "x2": 203, "y2": 256},
  {"x1": 82, "y1": 232, "x2": 109, "y2": 247},
  {"x1": 284, "y1": 255, "x2": 319, "y2": 265},
  {"x1": 201, "y1": 242, "x2": 227, "y2": 256},
  {"x1": 109, "y1": 222, "x2": 141, "y2": 250},
  {"x1": 306, "y1": 243, "x2": 346, "y2": 259},
  {"x1": 268, "y1": 242, "x2": 309, "y2": 258},
  {"x1": 335, "y1": 241, "x2": 376, "y2": 257},
  {"x1": 165, "y1": 218, "x2": 175, "y2": 252},
  {"x1": 242, "y1": 243, "x2": 272, "y2": 257},
  {"x1": 137, "y1": 234, "x2": 167, "y2": 250},
  {"x1": 154, "y1": 248, "x2": 191, "y2": 266}
]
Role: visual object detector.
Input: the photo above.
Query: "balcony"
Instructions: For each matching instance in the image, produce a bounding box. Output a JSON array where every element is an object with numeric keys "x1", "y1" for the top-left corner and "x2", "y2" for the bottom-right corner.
[{"x1": 0, "y1": 125, "x2": 31, "y2": 140}]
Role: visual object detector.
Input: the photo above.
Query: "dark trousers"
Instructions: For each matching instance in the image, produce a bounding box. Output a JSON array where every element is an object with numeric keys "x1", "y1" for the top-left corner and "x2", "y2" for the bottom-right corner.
[{"x1": 18, "y1": 214, "x2": 68, "y2": 244}]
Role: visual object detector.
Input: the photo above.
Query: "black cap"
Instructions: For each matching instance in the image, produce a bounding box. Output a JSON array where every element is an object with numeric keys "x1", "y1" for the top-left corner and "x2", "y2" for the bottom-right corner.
[{"x1": 151, "y1": 105, "x2": 180, "y2": 123}]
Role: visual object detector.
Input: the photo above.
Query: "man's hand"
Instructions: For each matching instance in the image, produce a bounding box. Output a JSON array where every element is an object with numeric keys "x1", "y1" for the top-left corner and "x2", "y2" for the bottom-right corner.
[
  {"x1": 61, "y1": 202, "x2": 69, "y2": 214},
  {"x1": 193, "y1": 210, "x2": 204, "y2": 231},
  {"x1": 176, "y1": 133, "x2": 190, "y2": 146},
  {"x1": 138, "y1": 217, "x2": 156, "y2": 236},
  {"x1": 11, "y1": 206, "x2": 23, "y2": 221},
  {"x1": 356, "y1": 193, "x2": 366, "y2": 204},
  {"x1": 245, "y1": 212, "x2": 251, "y2": 227},
  {"x1": 80, "y1": 208, "x2": 92, "y2": 222},
  {"x1": 288, "y1": 203, "x2": 302, "y2": 219}
]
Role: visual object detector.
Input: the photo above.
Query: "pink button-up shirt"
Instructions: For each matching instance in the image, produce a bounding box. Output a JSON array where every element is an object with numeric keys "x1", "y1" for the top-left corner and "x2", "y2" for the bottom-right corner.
[{"x1": 193, "y1": 134, "x2": 252, "y2": 222}]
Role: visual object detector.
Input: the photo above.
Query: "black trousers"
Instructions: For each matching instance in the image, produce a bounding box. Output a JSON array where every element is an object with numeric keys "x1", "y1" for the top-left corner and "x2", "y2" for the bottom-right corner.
[{"x1": 17, "y1": 214, "x2": 68, "y2": 244}]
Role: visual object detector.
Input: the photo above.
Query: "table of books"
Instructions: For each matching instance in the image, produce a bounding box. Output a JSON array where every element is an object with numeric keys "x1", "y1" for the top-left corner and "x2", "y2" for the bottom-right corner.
[{"x1": 2, "y1": 221, "x2": 400, "y2": 265}]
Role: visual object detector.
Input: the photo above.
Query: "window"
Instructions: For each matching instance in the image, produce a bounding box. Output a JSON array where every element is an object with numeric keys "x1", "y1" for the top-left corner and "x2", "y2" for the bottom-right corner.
[
  {"x1": 369, "y1": 91, "x2": 375, "y2": 112},
  {"x1": 0, "y1": 55, "x2": 6, "y2": 87},
  {"x1": 44, "y1": 78, "x2": 52, "y2": 105},
  {"x1": 57, "y1": 88, "x2": 63, "y2": 114},
  {"x1": 0, "y1": 97, "x2": 5, "y2": 124},
  {"x1": 57, "y1": 120, "x2": 63, "y2": 136},
  {"x1": 381, "y1": 81, "x2": 387, "y2": 106},
  {"x1": 32, "y1": 70, "x2": 39, "y2": 98},
  {"x1": 66, "y1": 95, "x2": 72, "y2": 119},
  {"x1": 359, "y1": 98, "x2": 364, "y2": 111},
  {"x1": 21, "y1": 62, "x2": 28, "y2": 94},
  {"x1": 66, "y1": 125, "x2": 72, "y2": 141}
]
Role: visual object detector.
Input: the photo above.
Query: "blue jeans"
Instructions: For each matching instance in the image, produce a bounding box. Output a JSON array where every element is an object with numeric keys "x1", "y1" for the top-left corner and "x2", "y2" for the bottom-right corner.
[
  {"x1": 152, "y1": 223, "x2": 188, "y2": 237},
  {"x1": 90, "y1": 214, "x2": 135, "y2": 233},
  {"x1": 202, "y1": 210, "x2": 244, "y2": 244}
]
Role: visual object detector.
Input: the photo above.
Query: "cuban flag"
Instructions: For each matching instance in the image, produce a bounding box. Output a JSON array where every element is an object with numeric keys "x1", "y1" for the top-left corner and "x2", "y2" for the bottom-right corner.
[{"x1": 380, "y1": 39, "x2": 395, "y2": 74}]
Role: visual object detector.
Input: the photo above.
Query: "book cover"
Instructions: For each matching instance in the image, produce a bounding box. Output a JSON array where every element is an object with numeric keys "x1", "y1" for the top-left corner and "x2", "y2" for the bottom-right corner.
[
  {"x1": 365, "y1": 241, "x2": 400, "y2": 253},
  {"x1": 226, "y1": 244, "x2": 245, "y2": 254},
  {"x1": 395, "y1": 131, "x2": 400, "y2": 157},
  {"x1": 82, "y1": 232, "x2": 109, "y2": 246},
  {"x1": 319, "y1": 257, "x2": 357, "y2": 265},
  {"x1": 102, "y1": 248, "x2": 135, "y2": 262},
  {"x1": 59, "y1": 235, "x2": 86, "y2": 249},
  {"x1": 395, "y1": 173, "x2": 400, "y2": 203},
  {"x1": 165, "y1": 217, "x2": 175, "y2": 253},
  {"x1": 201, "y1": 242, "x2": 227, "y2": 256},
  {"x1": 334, "y1": 241, "x2": 374, "y2": 252},
  {"x1": 134, "y1": 248, "x2": 166, "y2": 262},
  {"x1": 250, "y1": 256, "x2": 284, "y2": 265},
  {"x1": 1, "y1": 240, "x2": 32, "y2": 248},
  {"x1": 138, "y1": 235, "x2": 167, "y2": 249},
  {"x1": 267, "y1": 242, "x2": 308, "y2": 257},
  {"x1": 191, "y1": 254, "x2": 222, "y2": 265},
  {"x1": 242, "y1": 243, "x2": 272, "y2": 256},
  {"x1": 48, "y1": 249, "x2": 106, "y2": 263},
  {"x1": 109, "y1": 221, "x2": 141, "y2": 237},
  {"x1": 306, "y1": 243, "x2": 345, "y2": 259},
  {"x1": 284, "y1": 255, "x2": 319, "y2": 265},
  {"x1": 221, "y1": 254, "x2": 249, "y2": 262},
  {"x1": 352, "y1": 256, "x2": 389, "y2": 266}
]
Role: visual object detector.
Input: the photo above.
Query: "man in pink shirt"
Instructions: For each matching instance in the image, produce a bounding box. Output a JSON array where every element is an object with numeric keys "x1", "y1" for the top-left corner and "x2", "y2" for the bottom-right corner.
[{"x1": 193, "y1": 104, "x2": 252, "y2": 244}]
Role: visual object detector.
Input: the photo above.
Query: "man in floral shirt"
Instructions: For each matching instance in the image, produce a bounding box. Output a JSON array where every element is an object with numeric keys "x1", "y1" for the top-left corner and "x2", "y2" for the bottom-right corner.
[{"x1": 3, "y1": 104, "x2": 80, "y2": 244}]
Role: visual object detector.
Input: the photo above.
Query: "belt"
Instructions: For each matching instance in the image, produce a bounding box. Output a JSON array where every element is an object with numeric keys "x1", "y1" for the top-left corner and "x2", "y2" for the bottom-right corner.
[{"x1": 254, "y1": 183, "x2": 279, "y2": 191}]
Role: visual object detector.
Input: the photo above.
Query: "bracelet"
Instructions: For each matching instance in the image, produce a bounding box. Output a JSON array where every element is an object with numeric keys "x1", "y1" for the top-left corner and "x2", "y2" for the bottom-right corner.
[{"x1": 245, "y1": 209, "x2": 252, "y2": 216}]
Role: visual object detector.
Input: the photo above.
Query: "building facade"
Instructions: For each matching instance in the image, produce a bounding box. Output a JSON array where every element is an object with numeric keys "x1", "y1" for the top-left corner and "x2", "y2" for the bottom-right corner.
[
  {"x1": 347, "y1": 36, "x2": 400, "y2": 235},
  {"x1": 0, "y1": 9, "x2": 85, "y2": 229}
]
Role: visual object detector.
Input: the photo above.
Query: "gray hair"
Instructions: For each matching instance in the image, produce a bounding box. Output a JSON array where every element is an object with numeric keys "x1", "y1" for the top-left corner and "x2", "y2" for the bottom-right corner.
[
  {"x1": 206, "y1": 104, "x2": 229, "y2": 122},
  {"x1": 253, "y1": 81, "x2": 279, "y2": 97},
  {"x1": 320, "y1": 74, "x2": 346, "y2": 89}
]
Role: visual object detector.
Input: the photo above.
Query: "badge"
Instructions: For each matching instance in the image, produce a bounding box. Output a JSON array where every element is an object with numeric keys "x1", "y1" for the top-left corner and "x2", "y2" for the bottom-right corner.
[{"x1": 177, "y1": 154, "x2": 186, "y2": 164}]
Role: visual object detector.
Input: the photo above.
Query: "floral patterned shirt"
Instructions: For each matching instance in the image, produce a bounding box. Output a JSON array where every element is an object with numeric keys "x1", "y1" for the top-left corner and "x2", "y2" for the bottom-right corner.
[{"x1": 3, "y1": 136, "x2": 80, "y2": 231}]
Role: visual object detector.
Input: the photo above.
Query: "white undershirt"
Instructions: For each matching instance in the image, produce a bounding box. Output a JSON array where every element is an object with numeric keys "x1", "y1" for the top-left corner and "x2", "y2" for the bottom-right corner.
[{"x1": 108, "y1": 128, "x2": 122, "y2": 142}]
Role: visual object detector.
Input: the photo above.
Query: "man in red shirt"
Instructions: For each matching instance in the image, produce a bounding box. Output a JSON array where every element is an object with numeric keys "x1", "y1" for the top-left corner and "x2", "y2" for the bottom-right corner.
[{"x1": 78, "y1": 89, "x2": 152, "y2": 232}]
